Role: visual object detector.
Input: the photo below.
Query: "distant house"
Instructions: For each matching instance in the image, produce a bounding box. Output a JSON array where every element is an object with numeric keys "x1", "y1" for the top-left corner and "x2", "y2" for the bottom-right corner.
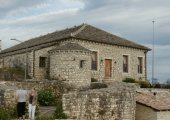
[
  {"x1": 136, "y1": 89, "x2": 170, "y2": 120},
  {"x1": 0, "y1": 24, "x2": 150, "y2": 87}
]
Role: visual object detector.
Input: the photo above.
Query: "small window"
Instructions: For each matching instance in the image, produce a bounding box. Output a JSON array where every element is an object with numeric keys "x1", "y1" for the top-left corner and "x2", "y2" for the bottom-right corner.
[
  {"x1": 91, "y1": 51, "x2": 97, "y2": 70},
  {"x1": 138, "y1": 57, "x2": 143, "y2": 74},
  {"x1": 39, "y1": 57, "x2": 46, "y2": 68},
  {"x1": 123, "y1": 55, "x2": 128, "y2": 73},
  {"x1": 80, "y1": 60, "x2": 85, "y2": 68}
]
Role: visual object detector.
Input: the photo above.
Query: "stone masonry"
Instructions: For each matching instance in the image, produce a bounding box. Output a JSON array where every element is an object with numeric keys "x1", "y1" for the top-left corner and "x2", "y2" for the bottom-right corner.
[
  {"x1": 0, "y1": 80, "x2": 70, "y2": 107},
  {"x1": 136, "y1": 88, "x2": 170, "y2": 120},
  {"x1": 0, "y1": 40, "x2": 147, "y2": 89},
  {"x1": 63, "y1": 82, "x2": 136, "y2": 120},
  {"x1": 49, "y1": 49, "x2": 92, "y2": 88},
  {"x1": 63, "y1": 39, "x2": 147, "y2": 81},
  {"x1": 0, "y1": 39, "x2": 147, "y2": 86}
]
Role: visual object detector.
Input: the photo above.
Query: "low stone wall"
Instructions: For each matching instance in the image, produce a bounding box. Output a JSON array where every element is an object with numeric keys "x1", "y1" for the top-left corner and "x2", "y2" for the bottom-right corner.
[
  {"x1": 0, "y1": 80, "x2": 71, "y2": 107},
  {"x1": 0, "y1": 82, "x2": 17, "y2": 107},
  {"x1": 1, "y1": 81, "x2": 136, "y2": 120},
  {"x1": 63, "y1": 83, "x2": 136, "y2": 120}
]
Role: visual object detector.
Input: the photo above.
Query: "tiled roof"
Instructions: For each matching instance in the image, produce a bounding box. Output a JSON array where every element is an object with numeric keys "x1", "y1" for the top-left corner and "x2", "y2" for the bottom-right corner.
[
  {"x1": 136, "y1": 90, "x2": 170, "y2": 111},
  {"x1": 73, "y1": 24, "x2": 150, "y2": 51},
  {"x1": 0, "y1": 23, "x2": 150, "y2": 56},
  {"x1": 49, "y1": 43, "x2": 91, "y2": 52}
]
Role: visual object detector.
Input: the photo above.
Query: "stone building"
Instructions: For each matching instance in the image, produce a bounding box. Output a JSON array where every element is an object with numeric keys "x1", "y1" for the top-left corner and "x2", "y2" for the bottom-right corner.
[
  {"x1": 0, "y1": 24, "x2": 150, "y2": 87},
  {"x1": 136, "y1": 89, "x2": 170, "y2": 120}
]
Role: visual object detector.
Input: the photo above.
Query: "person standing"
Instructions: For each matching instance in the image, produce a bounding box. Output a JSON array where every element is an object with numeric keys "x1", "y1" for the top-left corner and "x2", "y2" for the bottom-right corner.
[
  {"x1": 16, "y1": 84, "x2": 28, "y2": 120},
  {"x1": 28, "y1": 87, "x2": 37, "y2": 120}
]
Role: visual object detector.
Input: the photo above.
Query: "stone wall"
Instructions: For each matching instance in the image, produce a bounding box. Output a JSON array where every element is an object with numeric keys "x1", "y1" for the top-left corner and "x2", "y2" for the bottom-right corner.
[
  {"x1": 135, "y1": 103, "x2": 157, "y2": 120},
  {"x1": 63, "y1": 82, "x2": 136, "y2": 120},
  {"x1": 63, "y1": 39, "x2": 147, "y2": 81},
  {"x1": 0, "y1": 46, "x2": 56, "y2": 80},
  {"x1": 0, "y1": 89, "x2": 5, "y2": 105},
  {"x1": 0, "y1": 82, "x2": 17, "y2": 107},
  {"x1": 1, "y1": 53, "x2": 26, "y2": 69},
  {"x1": 157, "y1": 111, "x2": 170, "y2": 120},
  {"x1": 136, "y1": 88, "x2": 170, "y2": 120},
  {"x1": 136, "y1": 103, "x2": 170, "y2": 120},
  {"x1": 1, "y1": 80, "x2": 137, "y2": 120},
  {"x1": 50, "y1": 50, "x2": 92, "y2": 88},
  {"x1": 33, "y1": 46, "x2": 55, "y2": 79},
  {"x1": 0, "y1": 80, "x2": 70, "y2": 107}
]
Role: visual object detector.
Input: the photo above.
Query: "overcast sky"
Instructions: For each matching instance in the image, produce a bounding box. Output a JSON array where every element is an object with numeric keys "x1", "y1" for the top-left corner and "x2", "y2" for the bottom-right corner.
[{"x1": 0, "y1": 0, "x2": 170, "y2": 83}]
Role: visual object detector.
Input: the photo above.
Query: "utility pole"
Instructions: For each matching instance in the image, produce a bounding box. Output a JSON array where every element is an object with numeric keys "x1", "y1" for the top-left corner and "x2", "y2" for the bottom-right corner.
[
  {"x1": 0, "y1": 40, "x2": 1, "y2": 51},
  {"x1": 152, "y1": 20, "x2": 155, "y2": 85}
]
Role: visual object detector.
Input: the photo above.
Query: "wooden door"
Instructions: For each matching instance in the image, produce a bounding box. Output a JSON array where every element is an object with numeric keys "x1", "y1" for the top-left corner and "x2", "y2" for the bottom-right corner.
[{"x1": 105, "y1": 59, "x2": 112, "y2": 77}]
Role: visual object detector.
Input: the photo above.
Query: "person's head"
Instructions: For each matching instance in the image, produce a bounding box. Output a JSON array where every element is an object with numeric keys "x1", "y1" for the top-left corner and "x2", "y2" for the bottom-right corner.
[
  {"x1": 30, "y1": 87, "x2": 36, "y2": 93},
  {"x1": 18, "y1": 84, "x2": 22, "y2": 89}
]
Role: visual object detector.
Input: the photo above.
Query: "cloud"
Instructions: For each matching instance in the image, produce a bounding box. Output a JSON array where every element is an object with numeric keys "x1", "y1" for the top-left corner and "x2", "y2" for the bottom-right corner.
[
  {"x1": 81, "y1": 0, "x2": 170, "y2": 11},
  {"x1": 0, "y1": 0, "x2": 170, "y2": 82},
  {"x1": 62, "y1": 0, "x2": 169, "y2": 47},
  {"x1": 0, "y1": 0, "x2": 49, "y2": 19}
]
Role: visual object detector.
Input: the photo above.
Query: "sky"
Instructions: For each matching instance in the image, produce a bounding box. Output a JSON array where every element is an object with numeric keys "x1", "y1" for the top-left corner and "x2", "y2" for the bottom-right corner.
[{"x1": 0, "y1": 0, "x2": 170, "y2": 83}]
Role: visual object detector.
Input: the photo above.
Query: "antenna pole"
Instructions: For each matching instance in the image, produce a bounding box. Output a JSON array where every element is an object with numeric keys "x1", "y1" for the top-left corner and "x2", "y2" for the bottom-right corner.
[{"x1": 152, "y1": 20, "x2": 155, "y2": 85}]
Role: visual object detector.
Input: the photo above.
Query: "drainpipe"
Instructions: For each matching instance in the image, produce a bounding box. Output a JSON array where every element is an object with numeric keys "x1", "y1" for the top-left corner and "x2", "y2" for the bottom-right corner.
[{"x1": 33, "y1": 50, "x2": 35, "y2": 78}]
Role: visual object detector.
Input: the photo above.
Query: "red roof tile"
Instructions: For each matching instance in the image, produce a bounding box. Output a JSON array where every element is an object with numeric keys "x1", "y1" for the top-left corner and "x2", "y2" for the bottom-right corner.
[{"x1": 136, "y1": 90, "x2": 170, "y2": 111}]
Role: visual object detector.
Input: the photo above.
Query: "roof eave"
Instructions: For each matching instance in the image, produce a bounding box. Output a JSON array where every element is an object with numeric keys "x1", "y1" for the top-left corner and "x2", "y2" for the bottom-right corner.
[{"x1": 136, "y1": 101, "x2": 170, "y2": 112}]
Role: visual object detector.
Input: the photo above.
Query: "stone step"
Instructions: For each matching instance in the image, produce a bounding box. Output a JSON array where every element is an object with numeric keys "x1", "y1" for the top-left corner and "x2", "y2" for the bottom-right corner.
[{"x1": 39, "y1": 106, "x2": 56, "y2": 116}]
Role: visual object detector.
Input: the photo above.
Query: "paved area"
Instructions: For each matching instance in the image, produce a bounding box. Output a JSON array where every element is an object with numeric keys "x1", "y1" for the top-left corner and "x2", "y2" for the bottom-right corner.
[
  {"x1": 39, "y1": 106, "x2": 56, "y2": 116},
  {"x1": 11, "y1": 106, "x2": 56, "y2": 120}
]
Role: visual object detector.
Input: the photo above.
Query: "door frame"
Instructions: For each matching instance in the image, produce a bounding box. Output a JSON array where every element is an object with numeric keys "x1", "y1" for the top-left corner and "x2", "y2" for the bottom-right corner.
[{"x1": 105, "y1": 59, "x2": 112, "y2": 78}]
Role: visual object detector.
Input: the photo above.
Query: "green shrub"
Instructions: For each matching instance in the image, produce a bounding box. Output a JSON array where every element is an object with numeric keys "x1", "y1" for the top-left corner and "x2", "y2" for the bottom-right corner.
[
  {"x1": 35, "y1": 103, "x2": 40, "y2": 115},
  {"x1": 8, "y1": 66, "x2": 24, "y2": 76},
  {"x1": 123, "y1": 78, "x2": 136, "y2": 83},
  {"x1": 123, "y1": 77, "x2": 151, "y2": 88},
  {"x1": 8, "y1": 106, "x2": 18, "y2": 119},
  {"x1": 0, "y1": 67, "x2": 25, "y2": 81},
  {"x1": 154, "y1": 83, "x2": 161, "y2": 88},
  {"x1": 38, "y1": 89, "x2": 55, "y2": 106},
  {"x1": 90, "y1": 83, "x2": 107, "y2": 89},
  {"x1": 137, "y1": 80, "x2": 151, "y2": 88},
  {"x1": 0, "y1": 107, "x2": 10, "y2": 120},
  {"x1": 36, "y1": 116, "x2": 54, "y2": 120},
  {"x1": 53, "y1": 101, "x2": 67, "y2": 119}
]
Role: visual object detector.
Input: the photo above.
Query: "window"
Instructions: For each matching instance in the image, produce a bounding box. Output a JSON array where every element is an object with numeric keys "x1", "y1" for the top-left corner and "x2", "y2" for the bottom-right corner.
[
  {"x1": 123, "y1": 55, "x2": 128, "y2": 73},
  {"x1": 138, "y1": 57, "x2": 143, "y2": 74},
  {"x1": 80, "y1": 60, "x2": 85, "y2": 68},
  {"x1": 39, "y1": 57, "x2": 46, "y2": 68},
  {"x1": 91, "y1": 51, "x2": 97, "y2": 70}
]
